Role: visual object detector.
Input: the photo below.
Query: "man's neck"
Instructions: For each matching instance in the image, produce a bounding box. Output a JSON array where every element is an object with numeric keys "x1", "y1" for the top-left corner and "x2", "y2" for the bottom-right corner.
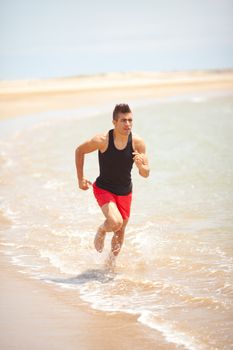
[{"x1": 113, "y1": 129, "x2": 129, "y2": 141}]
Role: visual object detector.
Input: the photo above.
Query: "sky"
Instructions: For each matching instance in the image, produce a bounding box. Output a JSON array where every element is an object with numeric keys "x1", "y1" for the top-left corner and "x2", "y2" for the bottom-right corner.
[{"x1": 0, "y1": 0, "x2": 233, "y2": 80}]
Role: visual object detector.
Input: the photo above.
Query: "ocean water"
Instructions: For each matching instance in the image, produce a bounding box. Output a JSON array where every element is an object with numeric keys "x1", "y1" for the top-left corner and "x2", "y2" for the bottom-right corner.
[{"x1": 1, "y1": 93, "x2": 233, "y2": 350}]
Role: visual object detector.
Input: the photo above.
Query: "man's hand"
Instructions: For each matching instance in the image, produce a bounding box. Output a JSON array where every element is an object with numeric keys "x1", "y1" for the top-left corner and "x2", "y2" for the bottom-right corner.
[
  {"x1": 78, "y1": 178, "x2": 92, "y2": 190},
  {"x1": 133, "y1": 151, "x2": 146, "y2": 168},
  {"x1": 132, "y1": 151, "x2": 150, "y2": 178}
]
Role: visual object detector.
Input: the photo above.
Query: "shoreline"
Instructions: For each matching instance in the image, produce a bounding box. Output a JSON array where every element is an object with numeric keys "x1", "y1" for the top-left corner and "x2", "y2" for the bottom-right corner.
[
  {"x1": 0, "y1": 253, "x2": 159, "y2": 350},
  {"x1": 0, "y1": 70, "x2": 233, "y2": 120}
]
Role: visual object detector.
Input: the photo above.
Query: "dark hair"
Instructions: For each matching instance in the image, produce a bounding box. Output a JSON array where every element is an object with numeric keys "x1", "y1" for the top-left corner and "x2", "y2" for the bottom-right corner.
[{"x1": 113, "y1": 104, "x2": 131, "y2": 120}]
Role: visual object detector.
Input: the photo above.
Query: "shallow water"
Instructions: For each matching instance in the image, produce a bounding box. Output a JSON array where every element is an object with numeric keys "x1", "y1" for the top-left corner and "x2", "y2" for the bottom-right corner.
[{"x1": 1, "y1": 93, "x2": 233, "y2": 350}]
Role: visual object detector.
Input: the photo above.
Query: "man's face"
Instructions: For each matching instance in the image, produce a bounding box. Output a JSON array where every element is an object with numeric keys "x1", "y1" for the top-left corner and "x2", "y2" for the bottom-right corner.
[{"x1": 113, "y1": 112, "x2": 133, "y2": 135}]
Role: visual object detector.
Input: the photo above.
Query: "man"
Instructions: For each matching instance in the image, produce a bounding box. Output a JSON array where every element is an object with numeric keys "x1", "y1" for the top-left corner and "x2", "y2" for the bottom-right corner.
[{"x1": 75, "y1": 104, "x2": 149, "y2": 258}]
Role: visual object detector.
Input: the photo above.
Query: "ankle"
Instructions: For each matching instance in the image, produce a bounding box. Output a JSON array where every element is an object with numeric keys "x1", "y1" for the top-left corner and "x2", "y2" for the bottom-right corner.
[{"x1": 98, "y1": 225, "x2": 106, "y2": 235}]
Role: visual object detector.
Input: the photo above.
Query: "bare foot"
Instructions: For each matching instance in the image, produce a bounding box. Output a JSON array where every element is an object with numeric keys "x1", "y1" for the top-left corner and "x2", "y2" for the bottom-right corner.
[{"x1": 94, "y1": 225, "x2": 106, "y2": 253}]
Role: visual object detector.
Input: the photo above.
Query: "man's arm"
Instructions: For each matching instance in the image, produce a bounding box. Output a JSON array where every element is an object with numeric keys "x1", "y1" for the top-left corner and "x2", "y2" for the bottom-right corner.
[
  {"x1": 132, "y1": 136, "x2": 150, "y2": 178},
  {"x1": 75, "y1": 135, "x2": 103, "y2": 190}
]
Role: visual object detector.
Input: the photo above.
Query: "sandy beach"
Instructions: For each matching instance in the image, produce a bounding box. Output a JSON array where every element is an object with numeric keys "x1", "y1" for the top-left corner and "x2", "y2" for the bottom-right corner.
[
  {"x1": 1, "y1": 253, "x2": 161, "y2": 350},
  {"x1": 1, "y1": 70, "x2": 233, "y2": 350},
  {"x1": 1, "y1": 70, "x2": 233, "y2": 120}
]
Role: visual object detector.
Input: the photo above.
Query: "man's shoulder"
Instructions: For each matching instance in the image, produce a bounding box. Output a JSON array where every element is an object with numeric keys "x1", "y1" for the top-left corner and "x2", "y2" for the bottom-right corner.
[
  {"x1": 92, "y1": 131, "x2": 108, "y2": 142},
  {"x1": 91, "y1": 132, "x2": 109, "y2": 148},
  {"x1": 132, "y1": 133, "x2": 146, "y2": 152},
  {"x1": 132, "y1": 133, "x2": 144, "y2": 144}
]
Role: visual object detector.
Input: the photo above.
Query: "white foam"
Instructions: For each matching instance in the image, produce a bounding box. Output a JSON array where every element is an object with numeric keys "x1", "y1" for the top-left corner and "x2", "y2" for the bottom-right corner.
[
  {"x1": 0, "y1": 242, "x2": 15, "y2": 247},
  {"x1": 0, "y1": 205, "x2": 20, "y2": 222},
  {"x1": 77, "y1": 282, "x2": 203, "y2": 350},
  {"x1": 138, "y1": 311, "x2": 203, "y2": 350},
  {"x1": 40, "y1": 250, "x2": 65, "y2": 270},
  {"x1": 43, "y1": 180, "x2": 65, "y2": 190}
]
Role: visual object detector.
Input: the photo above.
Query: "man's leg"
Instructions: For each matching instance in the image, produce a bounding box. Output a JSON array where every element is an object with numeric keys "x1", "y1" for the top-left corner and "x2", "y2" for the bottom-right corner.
[
  {"x1": 111, "y1": 219, "x2": 128, "y2": 256},
  {"x1": 94, "y1": 201, "x2": 123, "y2": 252}
]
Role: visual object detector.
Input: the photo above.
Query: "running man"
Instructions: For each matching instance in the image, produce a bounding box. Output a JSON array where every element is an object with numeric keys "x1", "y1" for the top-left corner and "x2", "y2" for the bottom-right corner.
[{"x1": 75, "y1": 104, "x2": 150, "y2": 257}]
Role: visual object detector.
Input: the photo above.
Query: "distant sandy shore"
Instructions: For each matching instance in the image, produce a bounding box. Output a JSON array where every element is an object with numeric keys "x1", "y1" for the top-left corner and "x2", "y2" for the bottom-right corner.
[
  {"x1": 0, "y1": 70, "x2": 233, "y2": 120},
  {"x1": 1, "y1": 70, "x2": 233, "y2": 350}
]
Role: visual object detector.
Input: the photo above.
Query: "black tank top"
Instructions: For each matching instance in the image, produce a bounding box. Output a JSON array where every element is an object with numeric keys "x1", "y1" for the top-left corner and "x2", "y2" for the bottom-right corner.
[{"x1": 96, "y1": 129, "x2": 134, "y2": 195}]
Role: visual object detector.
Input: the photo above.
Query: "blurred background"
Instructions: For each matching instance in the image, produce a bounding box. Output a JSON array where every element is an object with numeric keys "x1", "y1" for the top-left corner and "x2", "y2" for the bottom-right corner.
[{"x1": 1, "y1": 0, "x2": 233, "y2": 80}]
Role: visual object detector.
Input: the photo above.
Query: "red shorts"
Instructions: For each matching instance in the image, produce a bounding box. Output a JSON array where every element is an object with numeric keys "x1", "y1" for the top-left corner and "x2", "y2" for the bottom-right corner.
[{"x1": 93, "y1": 182, "x2": 132, "y2": 220}]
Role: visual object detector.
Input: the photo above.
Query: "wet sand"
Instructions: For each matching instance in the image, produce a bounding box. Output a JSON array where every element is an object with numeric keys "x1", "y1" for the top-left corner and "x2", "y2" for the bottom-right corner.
[
  {"x1": 0, "y1": 253, "x2": 160, "y2": 350},
  {"x1": 1, "y1": 70, "x2": 233, "y2": 350}
]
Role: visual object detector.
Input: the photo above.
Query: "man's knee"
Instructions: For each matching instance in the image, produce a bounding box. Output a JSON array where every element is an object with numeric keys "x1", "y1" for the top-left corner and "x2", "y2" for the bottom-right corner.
[{"x1": 108, "y1": 216, "x2": 123, "y2": 232}]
